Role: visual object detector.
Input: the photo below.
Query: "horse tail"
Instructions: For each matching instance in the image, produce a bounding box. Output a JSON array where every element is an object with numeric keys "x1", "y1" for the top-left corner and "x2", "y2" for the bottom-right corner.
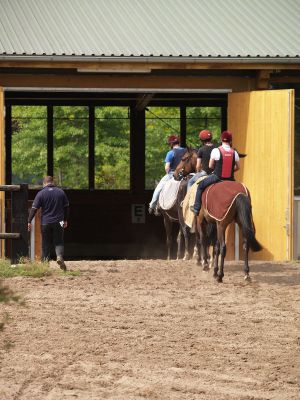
[
  {"x1": 206, "y1": 222, "x2": 217, "y2": 246},
  {"x1": 235, "y1": 194, "x2": 263, "y2": 252}
]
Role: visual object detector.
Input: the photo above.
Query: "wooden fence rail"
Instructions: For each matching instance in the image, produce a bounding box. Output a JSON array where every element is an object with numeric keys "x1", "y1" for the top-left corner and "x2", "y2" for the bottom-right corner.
[{"x1": 0, "y1": 184, "x2": 28, "y2": 263}]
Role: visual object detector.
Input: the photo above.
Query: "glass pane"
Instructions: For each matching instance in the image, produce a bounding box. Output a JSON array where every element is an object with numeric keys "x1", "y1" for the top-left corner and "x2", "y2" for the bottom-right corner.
[
  {"x1": 11, "y1": 106, "x2": 47, "y2": 187},
  {"x1": 53, "y1": 106, "x2": 89, "y2": 189},
  {"x1": 95, "y1": 107, "x2": 130, "y2": 190},
  {"x1": 186, "y1": 107, "x2": 222, "y2": 148},
  {"x1": 145, "y1": 107, "x2": 180, "y2": 189}
]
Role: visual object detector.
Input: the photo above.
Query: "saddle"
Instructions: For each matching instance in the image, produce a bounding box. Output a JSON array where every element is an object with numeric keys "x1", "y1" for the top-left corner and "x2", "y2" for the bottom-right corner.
[
  {"x1": 182, "y1": 175, "x2": 208, "y2": 232},
  {"x1": 158, "y1": 178, "x2": 181, "y2": 210},
  {"x1": 202, "y1": 181, "x2": 249, "y2": 221}
]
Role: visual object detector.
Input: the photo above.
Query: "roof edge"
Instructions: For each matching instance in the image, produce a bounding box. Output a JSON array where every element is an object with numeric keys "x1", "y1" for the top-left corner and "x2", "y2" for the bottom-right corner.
[{"x1": 0, "y1": 55, "x2": 300, "y2": 64}]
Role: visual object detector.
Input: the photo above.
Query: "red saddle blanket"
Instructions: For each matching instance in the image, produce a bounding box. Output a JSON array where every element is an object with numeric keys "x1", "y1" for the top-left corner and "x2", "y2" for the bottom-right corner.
[{"x1": 202, "y1": 181, "x2": 249, "y2": 221}]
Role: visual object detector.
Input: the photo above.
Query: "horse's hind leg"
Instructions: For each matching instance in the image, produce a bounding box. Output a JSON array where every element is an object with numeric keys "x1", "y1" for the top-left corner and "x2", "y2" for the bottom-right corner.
[
  {"x1": 182, "y1": 226, "x2": 191, "y2": 260},
  {"x1": 194, "y1": 218, "x2": 202, "y2": 266},
  {"x1": 163, "y1": 216, "x2": 172, "y2": 260},
  {"x1": 243, "y1": 237, "x2": 251, "y2": 281},
  {"x1": 213, "y1": 240, "x2": 220, "y2": 279},
  {"x1": 198, "y1": 220, "x2": 209, "y2": 270},
  {"x1": 217, "y1": 225, "x2": 226, "y2": 283},
  {"x1": 176, "y1": 228, "x2": 184, "y2": 260}
]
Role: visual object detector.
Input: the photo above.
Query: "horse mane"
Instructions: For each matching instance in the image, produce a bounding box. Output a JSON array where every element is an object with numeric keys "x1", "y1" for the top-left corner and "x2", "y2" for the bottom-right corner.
[{"x1": 185, "y1": 146, "x2": 198, "y2": 154}]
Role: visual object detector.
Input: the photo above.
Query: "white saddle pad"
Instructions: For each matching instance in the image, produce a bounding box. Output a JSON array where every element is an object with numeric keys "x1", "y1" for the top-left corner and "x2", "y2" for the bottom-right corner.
[{"x1": 159, "y1": 179, "x2": 181, "y2": 210}]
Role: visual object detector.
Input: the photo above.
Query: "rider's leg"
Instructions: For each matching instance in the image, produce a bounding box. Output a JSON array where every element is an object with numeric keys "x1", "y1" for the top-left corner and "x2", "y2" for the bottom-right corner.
[
  {"x1": 191, "y1": 174, "x2": 220, "y2": 215},
  {"x1": 187, "y1": 171, "x2": 207, "y2": 190},
  {"x1": 149, "y1": 173, "x2": 173, "y2": 211}
]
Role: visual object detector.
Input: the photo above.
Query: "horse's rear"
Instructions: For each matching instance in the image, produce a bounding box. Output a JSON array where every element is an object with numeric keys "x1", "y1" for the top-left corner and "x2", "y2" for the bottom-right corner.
[
  {"x1": 158, "y1": 178, "x2": 194, "y2": 260},
  {"x1": 198, "y1": 181, "x2": 262, "y2": 282}
]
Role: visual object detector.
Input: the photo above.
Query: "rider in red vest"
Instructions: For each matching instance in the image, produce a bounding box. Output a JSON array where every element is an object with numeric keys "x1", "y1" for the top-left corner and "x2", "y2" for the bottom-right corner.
[{"x1": 190, "y1": 130, "x2": 240, "y2": 215}]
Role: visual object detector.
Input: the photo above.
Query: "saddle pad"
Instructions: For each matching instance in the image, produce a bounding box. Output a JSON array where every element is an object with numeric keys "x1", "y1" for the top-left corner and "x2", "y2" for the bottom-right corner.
[
  {"x1": 159, "y1": 178, "x2": 181, "y2": 210},
  {"x1": 182, "y1": 176, "x2": 208, "y2": 231},
  {"x1": 203, "y1": 181, "x2": 248, "y2": 221}
]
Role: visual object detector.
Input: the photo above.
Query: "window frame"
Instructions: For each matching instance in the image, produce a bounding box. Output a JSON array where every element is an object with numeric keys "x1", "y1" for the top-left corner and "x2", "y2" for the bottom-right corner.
[{"x1": 5, "y1": 94, "x2": 227, "y2": 193}]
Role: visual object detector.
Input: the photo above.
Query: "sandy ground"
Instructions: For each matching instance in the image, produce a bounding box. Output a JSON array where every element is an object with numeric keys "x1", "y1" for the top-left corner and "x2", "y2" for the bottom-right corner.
[{"x1": 0, "y1": 259, "x2": 300, "y2": 400}]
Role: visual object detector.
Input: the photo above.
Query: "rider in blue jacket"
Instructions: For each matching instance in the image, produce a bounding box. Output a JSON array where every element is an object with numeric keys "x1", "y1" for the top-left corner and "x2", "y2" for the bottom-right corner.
[{"x1": 149, "y1": 135, "x2": 185, "y2": 215}]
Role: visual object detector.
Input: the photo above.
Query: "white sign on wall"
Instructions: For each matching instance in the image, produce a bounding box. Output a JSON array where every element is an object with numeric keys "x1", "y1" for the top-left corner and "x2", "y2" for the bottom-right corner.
[{"x1": 131, "y1": 204, "x2": 145, "y2": 223}]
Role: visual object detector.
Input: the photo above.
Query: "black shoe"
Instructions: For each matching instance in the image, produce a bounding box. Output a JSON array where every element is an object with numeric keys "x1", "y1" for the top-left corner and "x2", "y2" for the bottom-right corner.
[
  {"x1": 190, "y1": 206, "x2": 200, "y2": 216},
  {"x1": 149, "y1": 206, "x2": 155, "y2": 215},
  {"x1": 57, "y1": 256, "x2": 67, "y2": 271},
  {"x1": 154, "y1": 207, "x2": 161, "y2": 216}
]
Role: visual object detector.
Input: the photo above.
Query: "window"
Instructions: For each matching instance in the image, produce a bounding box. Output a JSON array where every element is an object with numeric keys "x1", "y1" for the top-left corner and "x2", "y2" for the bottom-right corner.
[
  {"x1": 53, "y1": 106, "x2": 89, "y2": 189},
  {"x1": 11, "y1": 106, "x2": 47, "y2": 187},
  {"x1": 186, "y1": 107, "x2": 222, "y2": 148},
  {"x1": 145, "y1": 107, "x2": 180, "y2": 189},
  {"x1": 94, "y1": 107, "x2": 130, "y2": 189}
]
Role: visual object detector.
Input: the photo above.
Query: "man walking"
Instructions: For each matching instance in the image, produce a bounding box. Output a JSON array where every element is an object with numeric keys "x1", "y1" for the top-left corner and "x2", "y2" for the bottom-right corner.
[{"x1": 28, "y1": 176, "x2": 69, "y2": 270}]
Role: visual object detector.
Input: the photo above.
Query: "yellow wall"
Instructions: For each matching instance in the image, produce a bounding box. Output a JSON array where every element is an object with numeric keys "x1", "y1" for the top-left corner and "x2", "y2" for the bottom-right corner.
[{"x1": 228, "y1": 90, "x2": 294, "y2": 261}]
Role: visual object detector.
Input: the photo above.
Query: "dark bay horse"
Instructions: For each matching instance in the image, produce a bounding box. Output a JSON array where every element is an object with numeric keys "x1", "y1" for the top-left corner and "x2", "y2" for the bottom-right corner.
[
  {"x1": 157, "y1": 178, "x2": 194, "y2": 260},
  {"x1": 174, "y1": 147, "x2": 262, "y2": 282},
  {"x1": 173, "y1": 148, "x2": 216, "y2": 269}
]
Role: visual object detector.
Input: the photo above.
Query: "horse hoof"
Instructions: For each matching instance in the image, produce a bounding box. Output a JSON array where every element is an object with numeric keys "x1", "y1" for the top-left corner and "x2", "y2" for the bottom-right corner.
[
  {"x1": 244, "y1": 275, "x2": 251, "y2": 282},
  {"x1": 217, "y1": 276, "x2": 223, "y2": 283},
  {"x1": 202, "y1": 265, "x2": 209, "y2": 271}
]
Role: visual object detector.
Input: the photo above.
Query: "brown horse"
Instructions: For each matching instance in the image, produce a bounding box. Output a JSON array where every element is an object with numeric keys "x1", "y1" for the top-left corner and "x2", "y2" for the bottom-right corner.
[
  {"x1": 157, "y1": 178, "x2": 194, "y2": 260},
  {"x1": 173, "y1": 148, "x2": 216, "y2": 268},
  {"x1": 174, "y1": 147, "x2": 262, "y2": 282}
]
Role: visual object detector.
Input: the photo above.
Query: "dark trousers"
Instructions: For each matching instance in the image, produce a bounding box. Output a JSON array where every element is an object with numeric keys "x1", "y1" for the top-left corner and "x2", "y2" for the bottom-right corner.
[
  {"x1": 194, "y1": 174, "x2": 221, "y2": 212},
  {"x1": 41, "y1": 222, "x2": 64, "y2": 262}
]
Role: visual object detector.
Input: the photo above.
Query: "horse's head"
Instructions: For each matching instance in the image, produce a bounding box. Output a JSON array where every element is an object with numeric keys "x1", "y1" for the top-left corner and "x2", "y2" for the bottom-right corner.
[{"x1": 173, "y1": 147, "x2": 197, "y2": 181}]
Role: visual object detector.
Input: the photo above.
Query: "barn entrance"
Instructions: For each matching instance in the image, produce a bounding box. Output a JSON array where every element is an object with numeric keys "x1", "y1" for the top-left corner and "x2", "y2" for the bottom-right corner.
[
  {"x1": 0, "y1": 88, "x2": 295, "y2": 261},
  {"x1": 1, "y1": 89, "x2": 227, "y2": 260}
]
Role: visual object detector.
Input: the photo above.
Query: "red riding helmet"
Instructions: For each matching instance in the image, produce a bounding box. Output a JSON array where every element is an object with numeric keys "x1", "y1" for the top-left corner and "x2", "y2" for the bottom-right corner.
[
  {"x1": 199, "y1": 129, "x2": 212, "y2": 141},
  {"x1": 221, "y1": 130, "x2": 233, "y2": 142},
  {"x1": 167, "y1": 135, "x2": 180, "y2": 145}
]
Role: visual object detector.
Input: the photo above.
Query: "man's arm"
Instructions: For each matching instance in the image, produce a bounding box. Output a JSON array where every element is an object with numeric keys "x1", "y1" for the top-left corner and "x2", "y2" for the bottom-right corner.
[
  {"x1": 234, "y1": 160, "x2": 240, "y2": 171},
  {"x1": 28, "y1": 208, "x2": 38, "y2": 231},
  {"x1": 196, "y1": 158, "x2": 202, "y2": 172},
  {"x1": 209, "y1": 158, "x2": 215, "y2": 170},
  {"x1": 234, "y1": 151, "x2": 240, "y2": 172},
  {"x1": 63, "y1": 206, "x2": 70, "y2": 228},
  {"x1": 165, "y1": 162, "x2": 171, "y2": 173}
]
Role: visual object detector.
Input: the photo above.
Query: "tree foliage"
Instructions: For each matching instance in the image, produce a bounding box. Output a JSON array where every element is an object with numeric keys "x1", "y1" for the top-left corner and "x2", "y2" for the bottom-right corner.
[{"x1": 11, "y1": 105, "x2": 221, "y2": 190}]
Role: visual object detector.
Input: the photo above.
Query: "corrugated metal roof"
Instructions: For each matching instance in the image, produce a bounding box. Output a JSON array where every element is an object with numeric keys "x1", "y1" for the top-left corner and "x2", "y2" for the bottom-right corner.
[{"x1": 0, "y1": 0, "x2": 299, "y2": 59}]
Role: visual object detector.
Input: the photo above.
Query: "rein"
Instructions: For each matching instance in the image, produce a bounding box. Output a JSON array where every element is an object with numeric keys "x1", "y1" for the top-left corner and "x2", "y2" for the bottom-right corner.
[{"x1": 177, "y1": 150, "x2": 196, "y2": 180}]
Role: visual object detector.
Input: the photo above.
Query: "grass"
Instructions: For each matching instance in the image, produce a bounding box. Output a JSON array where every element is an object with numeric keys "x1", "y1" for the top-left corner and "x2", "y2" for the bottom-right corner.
[{"x1": 0, "y1": 258, "x2": 80, "y2": 278}]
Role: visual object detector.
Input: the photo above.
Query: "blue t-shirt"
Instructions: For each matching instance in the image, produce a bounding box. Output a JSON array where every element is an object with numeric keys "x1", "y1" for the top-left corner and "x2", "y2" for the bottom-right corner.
[
  {"x1": 165, "y1": 146, "x2": 185, "y2": 171},
  {"x1": 32, "y1": 185, "x2": 69, "y2": 225}
]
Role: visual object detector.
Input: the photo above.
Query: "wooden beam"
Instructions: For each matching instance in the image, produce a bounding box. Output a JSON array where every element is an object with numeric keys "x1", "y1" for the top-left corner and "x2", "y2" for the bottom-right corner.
[
  {"x1": 135, "y1": 93, "x2": 155, "y2": 110},
  {"x1": 0, "y1": 74, "x2": 257, "y2": 91},
  {"x1": 0, "y1": 233, "x2": 21, "y2": 239},
  {"x1": 0, "y1": 185, "x2": 22, "y2": 191},
  {"x1": 256, "y1": 70, "x2": 271, "y2": 89},
  {"x1": 1, "y1": 60, "x2": 300, "y2": 70}
]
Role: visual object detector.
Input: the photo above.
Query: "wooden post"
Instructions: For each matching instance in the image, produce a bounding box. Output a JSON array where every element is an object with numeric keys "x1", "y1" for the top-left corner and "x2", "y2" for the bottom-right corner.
[
  {"x1": 0, "y1": 88, "x2": 4, "y2": 257},
  {"x1": 11, "y1": 184, "x2": 29, "y2": 263}
]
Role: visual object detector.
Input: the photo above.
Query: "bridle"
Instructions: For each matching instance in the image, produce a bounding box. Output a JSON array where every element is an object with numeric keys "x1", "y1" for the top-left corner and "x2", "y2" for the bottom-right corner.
[{"x1": 176, "y1": 151, "x2": 194, "y2": 180}]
